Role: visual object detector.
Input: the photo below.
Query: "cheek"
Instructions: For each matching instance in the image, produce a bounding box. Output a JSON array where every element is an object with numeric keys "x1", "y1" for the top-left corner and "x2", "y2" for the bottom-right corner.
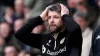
[
  {"x1": 55, "y1": 19, "x2": 63, "y2": 26},
  {"x1": 47, "y1": 20, "x2": 51, "y2": 25},
  {"x1": 79, "y1": 22, "x2": 85, "y2": 28}
]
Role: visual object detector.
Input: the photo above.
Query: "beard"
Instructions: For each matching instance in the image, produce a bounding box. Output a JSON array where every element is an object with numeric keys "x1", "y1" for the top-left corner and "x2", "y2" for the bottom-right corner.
[{"x1": 49, "y1": 24, "x2": 63, "y2": 33}]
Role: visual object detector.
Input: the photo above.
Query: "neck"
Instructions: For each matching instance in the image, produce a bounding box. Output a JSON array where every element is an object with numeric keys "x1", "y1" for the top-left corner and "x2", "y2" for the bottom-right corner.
[
  {"x1": 52, "y1": 26, "x2": 65, "y2": 40},
  {"x1": 52, "y1": 33, "x2": 59, "y2": 40}
]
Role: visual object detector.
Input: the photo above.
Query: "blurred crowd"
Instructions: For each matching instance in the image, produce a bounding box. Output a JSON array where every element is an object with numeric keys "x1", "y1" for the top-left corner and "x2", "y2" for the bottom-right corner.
[{"x1": 0, "y1": 0, "x2": 100, "y2": 56}]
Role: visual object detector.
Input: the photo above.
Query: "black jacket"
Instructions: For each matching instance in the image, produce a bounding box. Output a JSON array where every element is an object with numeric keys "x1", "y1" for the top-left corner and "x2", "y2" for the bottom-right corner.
[
  {"x1": 90, "y1": 26, "x2": 100, "y2": 56},
  {"x1": 15, "y1": 14, "x2": 82, "y2": 56}
]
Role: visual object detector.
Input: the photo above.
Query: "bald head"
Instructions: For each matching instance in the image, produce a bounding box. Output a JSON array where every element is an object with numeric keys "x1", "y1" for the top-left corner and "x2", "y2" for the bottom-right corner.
[
  {"x1": 14, "y1": 19, "x2": 24, "y2": 32},
  {"x1": 4, "y1": 46, "x2": 18, "y2": 56},
  {"x1": 15, "y1": 0, "x2": 24, "y2": 13}
]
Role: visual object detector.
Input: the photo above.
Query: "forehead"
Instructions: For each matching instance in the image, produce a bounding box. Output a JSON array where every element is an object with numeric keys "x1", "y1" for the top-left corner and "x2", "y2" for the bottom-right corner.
[
  {"x1": 1, "y1": 23, "x2": 10, "y2": 28},
  {"x1": 48, "y1": 11, "x2": 61, "y2": 16},
  {"x1": 0, "y1": 23, "x2": 9, "y2": 28},
  {"x1": 5, "y1": 47, "x2": 16, "y2": 52}
]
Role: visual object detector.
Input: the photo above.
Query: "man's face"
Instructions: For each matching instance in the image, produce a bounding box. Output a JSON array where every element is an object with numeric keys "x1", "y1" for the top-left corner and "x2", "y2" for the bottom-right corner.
[
  {"x1": 74, "y1": 16, "x2": 88, "y2": 31},
  {"x1": 67, "y1": 0, "x2": 83, "y2": 8},
  {"x1": 15, "y1": 0, "x2": 24, "y2": 13},
  {"x1": 14, "y1": 19, "x2": 24, "y2": 32},
  {"x1": 48, "y1": 11, "x2": 63, "y2": 33},
  {"x1": 0, "y1": 23, "x2": 10, "y2": 38},
  {"x1": 6, "y1": 7, "x2": 13, "y2": 16},
  {"x1": 4, "y1": 46, "x2": 17, "y2": 56}
]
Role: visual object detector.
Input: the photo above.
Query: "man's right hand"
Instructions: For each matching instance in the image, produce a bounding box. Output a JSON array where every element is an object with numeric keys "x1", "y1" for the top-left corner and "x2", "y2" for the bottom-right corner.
[{"x1": 40, "y1": 7, "x2": 48, "y2": 21}]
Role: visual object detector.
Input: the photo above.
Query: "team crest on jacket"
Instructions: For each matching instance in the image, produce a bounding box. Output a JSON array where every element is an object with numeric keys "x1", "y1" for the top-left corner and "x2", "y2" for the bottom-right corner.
[{"x1": 60, "y1": 37, "x2": 65, "y2": 44}]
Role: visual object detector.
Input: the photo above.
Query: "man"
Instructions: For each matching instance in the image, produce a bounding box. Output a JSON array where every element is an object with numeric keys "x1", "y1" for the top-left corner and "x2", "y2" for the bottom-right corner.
[
  {"x1": 4, "y1": 45, "x2": 19, "y2": 56},
  {"x1": 15, "y1": 3, "x2": 82, "y2": 56},
  {"x1": 0, "y1": 6, "x2": 14, "y2": 25},
  {"x1": 89, "y1": 26, "x2": 100, "y2": 56},
  {"x1": 73, "y1": 11, "x2": 93, "y2": 56},
  {"x1": 14, "y1": 19, "x2": 24, "y2": 32},
  {"x1": 0, "y1": 22, "x2": 11, "y2": 39},
  {"x1": 89, "y1": 0, "x2": 100, "y2": 56},
  {"x1": 14, "y1": 0, "x2": 24, "y2": 19}
]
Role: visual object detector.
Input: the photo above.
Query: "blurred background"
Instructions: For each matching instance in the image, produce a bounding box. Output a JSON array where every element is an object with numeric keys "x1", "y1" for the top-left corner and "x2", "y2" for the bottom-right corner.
[{"x1": 0, "y1": 0, "x2": 100, "y2": 56}]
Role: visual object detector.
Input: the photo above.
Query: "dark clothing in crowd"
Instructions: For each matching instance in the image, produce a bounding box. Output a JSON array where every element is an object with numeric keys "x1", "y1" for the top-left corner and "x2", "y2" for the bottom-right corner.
[
  {"x1": 15, "y1": 14, "x2": 82, "y2": 56},
  {"x1": 5, "y1": 34, "x2": 24, "y2": 50},
  {"x1": 90, "y1": 26, "x2": 100, "y2": 56}
]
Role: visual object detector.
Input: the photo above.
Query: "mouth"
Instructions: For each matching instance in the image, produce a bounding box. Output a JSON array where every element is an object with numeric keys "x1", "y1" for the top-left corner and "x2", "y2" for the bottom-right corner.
[
  {"x1": 50, "y1": 24, "x2": 56, "y2": 26},
  {"x1": 50, "y1": 25, "x2": 56, "y2": 27},
  {"x1": 50, "y1": 25, "x2": 57, "y2": 28},
  {"x1": 49, "y1": 25, "x2": 57, "y2": 30}
]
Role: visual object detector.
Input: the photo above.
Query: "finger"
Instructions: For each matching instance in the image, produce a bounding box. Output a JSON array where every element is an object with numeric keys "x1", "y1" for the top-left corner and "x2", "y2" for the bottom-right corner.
[
  {"x1": 60, "y1": 4, "x2": 63, "y2": 9},
  {"x1": 60, "y1": 4, "x2": 69, "y2": 15},
  {"x1": 60, "y1": 4, "x2": 69, "y2": 12},
  {"x1": 60, "y1": 4, "x2": 66, "y2": 11}
]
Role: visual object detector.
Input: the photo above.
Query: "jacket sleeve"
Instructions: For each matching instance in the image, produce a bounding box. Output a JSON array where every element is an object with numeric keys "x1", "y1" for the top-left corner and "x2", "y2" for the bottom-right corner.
[
  {"x1": 70, "y1": 27, "x2": 82, "y2": 56},
  {"x1": 62, "y1": 14, "x2": 80, "y2": 32},
  {"x1": 62, "y1": 14, "x2": 82, "y2": 56},
  {"x1": 15, "y1": 16, "x2": 44, "y2": 50}
]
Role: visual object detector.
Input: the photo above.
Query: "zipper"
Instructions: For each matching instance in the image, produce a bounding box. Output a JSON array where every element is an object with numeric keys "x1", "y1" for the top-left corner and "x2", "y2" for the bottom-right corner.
[
  {"x1": 51, "y1": 33, "x2": 59, "y2": 50},
  {"x1": 54, "y1": 41, "x2": 56, "y2": 50}
]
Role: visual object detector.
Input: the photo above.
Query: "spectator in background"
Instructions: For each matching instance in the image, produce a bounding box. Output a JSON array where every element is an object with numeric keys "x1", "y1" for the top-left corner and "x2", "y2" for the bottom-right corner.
[
  {"x1": 14, "y1": 0, "x2": 24, "y2": 19},
  {"x1": 2, "y1": 6, "x2": 14, "y2": 25},
  {"x1": 4, "y1": 45, "x2": 19, "y2": 56},
  {"x1": 76, "y1": 1, "x2": 88, "y2": 14},
  {"x1": 14, "y1": 19, "x2": 24, "y2": 32},
  {"x1": 67, "y1": 0, "x2": 83, "y2": 8},
  {"x1": 89, "y1": 0, "x2": 100, "y2": 56},
  {"x1": 90, "y1": 25, "x2": 100, "y2": 56},
  {"x1": 24, "y1": 6, "x2": 31, "y2": 21},
  {"x1": 87, "y1": 0, "x2": 99, "y2": 29},
  {"x1": 0, "y1": 22, "x2": 22, "y2": 50},
  {"x1": 0, "y1": 22, "x2": 11, "y2": 39},
  {"x1": 73, "y1": 11, "x2": 93, "y2": 56},
  {"x1": 66, "y1": 0, "x2": 84, "y2": 15}
]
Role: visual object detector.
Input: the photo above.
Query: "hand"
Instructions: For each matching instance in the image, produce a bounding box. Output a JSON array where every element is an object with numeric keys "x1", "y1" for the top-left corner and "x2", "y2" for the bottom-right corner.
[
  {"x1": 40, "y1": 7, "x2": 48, "y2": 21},
  {"x1": 60, "y1": 4, "x2": 69, "y2": 16}
]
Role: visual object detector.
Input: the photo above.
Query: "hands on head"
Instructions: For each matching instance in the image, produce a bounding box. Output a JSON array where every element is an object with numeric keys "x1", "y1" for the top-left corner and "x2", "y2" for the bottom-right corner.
[{"x1": 40, "y1": 3, "x2": 69, "y2": 21}]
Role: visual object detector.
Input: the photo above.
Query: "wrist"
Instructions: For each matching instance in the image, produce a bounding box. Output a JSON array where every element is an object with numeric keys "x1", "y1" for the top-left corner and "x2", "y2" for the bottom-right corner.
[{"x1": 40, "y1": 15, "x2": 45, "y2": 21}]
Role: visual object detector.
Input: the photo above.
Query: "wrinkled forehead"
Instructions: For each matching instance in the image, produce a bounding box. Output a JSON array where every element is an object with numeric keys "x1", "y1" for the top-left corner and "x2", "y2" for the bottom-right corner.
[{"x1": 48, "y1": 10, "x2": 61, "y2": 16}]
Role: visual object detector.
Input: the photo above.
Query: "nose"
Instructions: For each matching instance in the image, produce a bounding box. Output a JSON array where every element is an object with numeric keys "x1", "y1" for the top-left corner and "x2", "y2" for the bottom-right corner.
[{"x1": 50, "y1": 17, "x2": 54, "y2": 23}]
